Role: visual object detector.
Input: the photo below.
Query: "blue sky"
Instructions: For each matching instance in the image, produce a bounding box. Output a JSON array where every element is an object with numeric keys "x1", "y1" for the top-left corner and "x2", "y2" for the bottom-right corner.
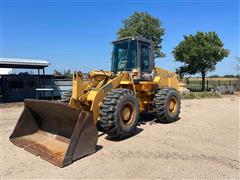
[{"x1": 2, "y1": 1, "x2": 239, "y2": 76}]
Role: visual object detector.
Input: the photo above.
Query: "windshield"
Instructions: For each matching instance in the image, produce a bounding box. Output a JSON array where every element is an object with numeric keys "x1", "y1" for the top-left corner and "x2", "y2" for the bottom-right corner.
[{"x1": 111, "y1": 40, "x2": 137, "y2": 72}]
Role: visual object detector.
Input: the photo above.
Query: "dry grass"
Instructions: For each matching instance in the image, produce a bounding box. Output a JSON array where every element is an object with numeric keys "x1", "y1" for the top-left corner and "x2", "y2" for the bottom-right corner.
[
  {"x1": 188, "y1": 77, "x2": 238, "y2": 81},
  {"x1": 181, "y1": 92, "x2": 222, "y2": 99}
]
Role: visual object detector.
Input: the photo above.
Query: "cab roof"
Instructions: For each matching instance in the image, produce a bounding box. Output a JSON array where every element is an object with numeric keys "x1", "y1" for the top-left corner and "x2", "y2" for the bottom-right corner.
[{"x1": 112, "y1": 37, "x2": 152, "y2": 44}]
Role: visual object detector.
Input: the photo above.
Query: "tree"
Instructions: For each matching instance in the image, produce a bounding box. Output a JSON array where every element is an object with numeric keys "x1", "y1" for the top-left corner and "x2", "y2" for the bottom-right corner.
[
  {"x1": 223, "y1": 75, "x2": 235, "y2": 78},
  {"x1": 175, "y1": 68, "x2": 183, "y2": 79},
  {"x1": 53, "y1": 70, "x2": 62, "y2": 76},
  {"x1": 63, "y1": 69, "x2": 71, "y2": 75},
  {"x1": 173, "y1": 32, "x2": 229, "y2": 91},
  {"x1": 175, "y1": 66, "x2": 189, "y2": 79},
  {"x1": 63, "y1": 69, "x2": 72, "y2": 78},
  {"x1": 117, "y1": 11, "x2": 165, "y2": 58},
  {"x1": 209, "y1": 75, "x2": 221, "y2": 78}
]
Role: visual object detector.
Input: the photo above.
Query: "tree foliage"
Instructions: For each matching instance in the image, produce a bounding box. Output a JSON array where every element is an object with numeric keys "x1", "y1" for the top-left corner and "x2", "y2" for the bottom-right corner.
[
  {"x1": 53, "y1": 69, "x2": 72, "y2": 77},
  {"x1": 117, "y1": 11, "x2": 165, "y2": 58},
  {"x1": 53, "y1": 70, "x2": 62, "y2": 76},
  {"x1": 208, "y1": 75, "x2": 221, "y2": 78},
  {"x1": 173, "y1": 31, "x2": 229, "y2": 91},
  {"x1": 175, "y1": 66, "x2": 192, "y2": 79},
  {"x1": 63, "y1": 69, "x2": 71, "y2": 75},
  {"x1": 223, "y1": 74, "x2": 235, "y2": 78}
]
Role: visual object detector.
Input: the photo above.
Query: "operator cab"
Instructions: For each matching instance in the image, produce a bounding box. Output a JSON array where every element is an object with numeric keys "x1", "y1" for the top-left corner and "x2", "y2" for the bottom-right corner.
[{"x1": 111, "y1": 37, "x2": 155, "y2": 80}]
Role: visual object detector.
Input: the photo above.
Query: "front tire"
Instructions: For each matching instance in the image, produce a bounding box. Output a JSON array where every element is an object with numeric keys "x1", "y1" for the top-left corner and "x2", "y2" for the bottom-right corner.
[
  {"x1": 153, "y1": 88, "x2": 181, "y2": 123},
  {"x1": 98, "y1": 88, "x2": 139, "y2": 139}
]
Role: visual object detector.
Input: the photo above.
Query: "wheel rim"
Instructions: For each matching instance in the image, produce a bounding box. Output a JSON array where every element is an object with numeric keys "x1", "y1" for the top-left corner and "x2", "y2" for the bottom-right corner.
[
  {"x1": 168, "y1": 96, "x2": 177, "y2": 114},
  {"x1": 121, "y1": 102, "x2": 135, "y2": 125}
]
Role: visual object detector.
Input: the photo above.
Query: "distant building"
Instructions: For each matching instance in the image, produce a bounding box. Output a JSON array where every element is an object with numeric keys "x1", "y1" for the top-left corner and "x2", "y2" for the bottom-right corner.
[
  {"x1": 0, "y1": 58, "x2": 51, "y2": 102},
  {"x1": 0, "y1": 58, "x2": 72, "y2": 102}
]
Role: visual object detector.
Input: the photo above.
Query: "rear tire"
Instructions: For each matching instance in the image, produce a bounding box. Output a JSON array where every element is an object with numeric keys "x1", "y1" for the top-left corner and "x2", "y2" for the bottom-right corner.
[
  {"x1": 153, "y1": 88, "x2": 181, "y2": 123},
  {"x1": 98, "y1": 88, "x2": 139, "y2": 139}
]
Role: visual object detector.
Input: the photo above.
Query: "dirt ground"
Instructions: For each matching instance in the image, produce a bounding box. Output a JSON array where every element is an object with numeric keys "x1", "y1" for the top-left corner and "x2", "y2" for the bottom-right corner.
[{"x1": 1, "y1": 97, "x2": 239, "y2": 179}]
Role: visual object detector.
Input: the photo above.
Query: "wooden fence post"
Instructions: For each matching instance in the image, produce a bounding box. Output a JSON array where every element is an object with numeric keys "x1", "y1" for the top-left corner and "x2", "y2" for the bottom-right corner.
[{"x1": 206, "y1": 80, "x2": 208, "y2": 91}]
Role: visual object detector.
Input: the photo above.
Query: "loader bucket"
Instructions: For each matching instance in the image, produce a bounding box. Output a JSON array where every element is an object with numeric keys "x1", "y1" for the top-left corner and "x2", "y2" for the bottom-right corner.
[{"x1": 9, "y1": 99, "x2": 98, "y2": 167}]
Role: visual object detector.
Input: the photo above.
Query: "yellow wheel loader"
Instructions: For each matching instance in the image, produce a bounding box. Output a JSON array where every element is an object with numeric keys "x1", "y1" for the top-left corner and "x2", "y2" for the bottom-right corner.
[{"x1": 10, "y1": 37, "x2": 181, "y2": 167}]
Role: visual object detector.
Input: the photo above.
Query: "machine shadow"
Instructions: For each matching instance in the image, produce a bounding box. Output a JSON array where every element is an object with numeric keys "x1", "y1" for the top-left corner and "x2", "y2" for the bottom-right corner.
[
  {"x1": 138, "y1": 113, "x2": 181, "y2": 125},
  {"x1": 96, "y1": 145, "x2": 103, "y2": 152},
  {"x1": 81, "y1": 113, "x2": 181, "y2": 160},
  {"x1": 138, "y1": 112, "x2": 156, "y2": 124},
  {"x1": 104, "y1": 127, "x2": 144, "y2": 142},
  {"x1": 97, "y1": 112, "x2": 181, "y2": 143}
]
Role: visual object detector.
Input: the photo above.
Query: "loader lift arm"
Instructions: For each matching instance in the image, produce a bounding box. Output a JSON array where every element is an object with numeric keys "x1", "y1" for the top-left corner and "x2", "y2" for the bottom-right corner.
[{"x1": 69, "y1": 71, "x2": 136, "y2": 124}]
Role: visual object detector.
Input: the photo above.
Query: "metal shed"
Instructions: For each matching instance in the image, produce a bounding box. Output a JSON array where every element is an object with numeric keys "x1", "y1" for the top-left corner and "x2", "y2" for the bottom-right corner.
[{"x1": 0, "y1": 58, "x2": 51, "y2": 102}]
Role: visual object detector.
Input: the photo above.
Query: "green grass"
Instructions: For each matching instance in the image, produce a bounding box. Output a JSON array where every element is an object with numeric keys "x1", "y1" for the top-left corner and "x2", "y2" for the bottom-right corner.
[{"x1": 181, "y1": 92, "x2": 222, "y2": 99}]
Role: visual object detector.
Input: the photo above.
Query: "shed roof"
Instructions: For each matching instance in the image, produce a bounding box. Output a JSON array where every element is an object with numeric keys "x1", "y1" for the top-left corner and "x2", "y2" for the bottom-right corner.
[{"x1": 0, "y1": 58, "x2": 50, "y2": 69}]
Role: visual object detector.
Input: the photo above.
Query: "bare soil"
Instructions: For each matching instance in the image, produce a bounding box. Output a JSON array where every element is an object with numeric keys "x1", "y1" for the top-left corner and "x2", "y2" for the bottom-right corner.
[{"x1": 1, "y1": 97, "x2": 239, "y2": 179}]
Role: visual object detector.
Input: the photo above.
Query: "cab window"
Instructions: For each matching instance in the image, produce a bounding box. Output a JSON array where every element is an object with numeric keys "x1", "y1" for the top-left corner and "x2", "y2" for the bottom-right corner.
[{"x1": 141, "y1": 44, "x2": 150, "y2": 72}]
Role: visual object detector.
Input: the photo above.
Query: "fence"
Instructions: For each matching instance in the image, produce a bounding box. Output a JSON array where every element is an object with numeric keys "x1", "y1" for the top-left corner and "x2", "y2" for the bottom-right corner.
[
  {"x1": 186, "y1": 78, "x2": 239, "y2": 91},
  {"x1": 53, "y1": 78, "x2": 72, "y2": 96}
]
